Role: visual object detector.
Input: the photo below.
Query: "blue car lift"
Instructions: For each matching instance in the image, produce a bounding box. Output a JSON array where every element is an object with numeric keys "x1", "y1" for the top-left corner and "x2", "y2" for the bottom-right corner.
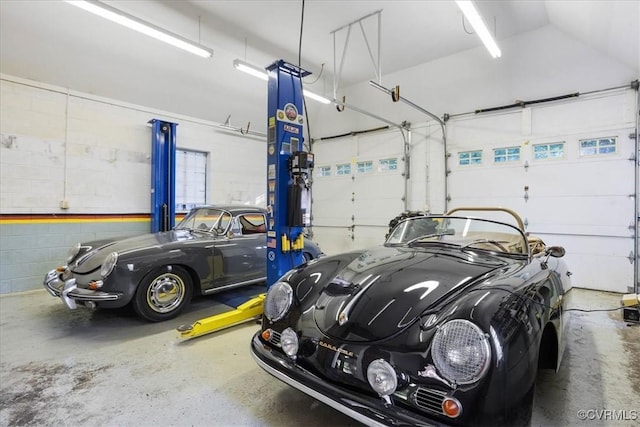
[
  {"x1": 178, "y1": 60, "x2": 312, "y2": 338},
  {"x1": 149, "y1": 119, "x2": 178, "y2": 232}
]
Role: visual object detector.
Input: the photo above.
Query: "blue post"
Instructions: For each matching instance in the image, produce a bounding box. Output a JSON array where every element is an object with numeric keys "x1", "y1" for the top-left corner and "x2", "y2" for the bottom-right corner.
[
  {"x1": 265, "y1": 61, "x2": 311, "y2": 288},
  {"x1": 149, "y1": 119, "x2": 178, "y2": 233}
]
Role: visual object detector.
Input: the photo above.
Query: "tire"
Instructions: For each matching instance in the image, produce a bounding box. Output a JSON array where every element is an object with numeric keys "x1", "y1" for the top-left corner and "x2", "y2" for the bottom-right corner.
[{"x1": 132, "y1": 266, "x2": 193, "y2": 322}]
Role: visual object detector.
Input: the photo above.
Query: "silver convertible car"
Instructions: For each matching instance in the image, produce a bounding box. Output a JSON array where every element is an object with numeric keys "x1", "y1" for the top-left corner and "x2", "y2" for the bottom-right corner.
[{"x1": 44, "y1": 205, "x2": 323, "y2": 321}]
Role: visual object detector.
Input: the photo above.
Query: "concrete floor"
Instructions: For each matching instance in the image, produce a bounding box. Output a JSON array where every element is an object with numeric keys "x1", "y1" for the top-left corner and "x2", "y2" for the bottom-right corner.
[{"x1": 0, "y1": 287, "x2": 638, "y2": 427}]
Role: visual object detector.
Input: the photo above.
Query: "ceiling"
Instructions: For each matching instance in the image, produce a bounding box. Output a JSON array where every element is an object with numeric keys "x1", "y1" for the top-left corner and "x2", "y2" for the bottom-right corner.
[{"x1": 1, "y1": 1, "x2": 637, "y2": 133}]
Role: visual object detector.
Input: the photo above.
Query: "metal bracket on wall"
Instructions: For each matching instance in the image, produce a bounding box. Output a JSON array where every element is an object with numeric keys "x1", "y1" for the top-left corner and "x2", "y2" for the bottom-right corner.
[
  {"x1": 331, "y1": 10, "x2": 382, "y2": 100},
  {"x1": 329, "y1": 11, "x2": 404, "y2": 129}
]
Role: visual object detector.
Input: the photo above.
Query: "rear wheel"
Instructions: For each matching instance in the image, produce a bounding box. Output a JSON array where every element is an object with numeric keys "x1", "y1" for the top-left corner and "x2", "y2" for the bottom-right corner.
[{"x1": 132, "y1": 266, "x2": 192, "y2": 322}]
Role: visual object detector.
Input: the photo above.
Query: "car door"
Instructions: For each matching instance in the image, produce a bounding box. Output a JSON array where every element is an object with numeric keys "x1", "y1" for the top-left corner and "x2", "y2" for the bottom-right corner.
[{"x1": 212, "y1": 213, "x2": 267, "y2": 289}]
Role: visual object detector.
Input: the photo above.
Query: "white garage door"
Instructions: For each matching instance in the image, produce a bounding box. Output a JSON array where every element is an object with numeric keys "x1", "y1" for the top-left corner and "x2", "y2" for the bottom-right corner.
[
  {"x1": 447, "y1": 89, "x2": 637, "y2": 293},
  {"x1": 311, "y1": 130, "x2": 406, "y2": 255}
]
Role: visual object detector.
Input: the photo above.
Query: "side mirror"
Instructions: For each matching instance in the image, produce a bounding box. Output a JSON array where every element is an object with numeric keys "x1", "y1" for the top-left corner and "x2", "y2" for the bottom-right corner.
[{"x1": 546, "y1": 246, "x2": 565, "y2": 258}]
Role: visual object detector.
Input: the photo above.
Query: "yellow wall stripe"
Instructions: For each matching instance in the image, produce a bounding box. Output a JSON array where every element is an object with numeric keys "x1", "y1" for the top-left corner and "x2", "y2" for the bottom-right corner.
[{"x1": 0, "y1": 214, "x2": 186, "y2": 225}]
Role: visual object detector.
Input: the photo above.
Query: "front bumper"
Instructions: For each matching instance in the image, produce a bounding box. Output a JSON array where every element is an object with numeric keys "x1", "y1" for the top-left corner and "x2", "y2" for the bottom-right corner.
[
  {"x1": 250, "y1": 333, "x2": 442, "y2": 427},
  {"x1": 43, "y1": 269, "x2": 122, "y2": 309}
]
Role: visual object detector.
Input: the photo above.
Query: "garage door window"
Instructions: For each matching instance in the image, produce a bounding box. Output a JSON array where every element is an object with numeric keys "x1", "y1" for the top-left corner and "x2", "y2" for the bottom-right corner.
[
  {"x1": 494, "y1": 147, "x2": 520, "y2": 163},
  {"x1": 357, "y1": 161, "x2": 373, "y2": 173},
  {"x1": 579, "y1": 137, "x2": 617, "y2": 156},
  {"x1": 176, "y1": 149, "x2": 207, "y2": 212},
  {"x1": 534, "y1": 142, "x2": 565, "y2": 160},
  {"x1": 379, "y1": 158, "x2": 398, "y2": 171},
  {"x1": 459, "y1": 150, "x2": 482, "y2": 166},
  {"x1": 317, "y1": 166, "x2": 331, "y2": 177},
  {"x1": 336, "y1": 163, "x2": 351, "y2": 175}
]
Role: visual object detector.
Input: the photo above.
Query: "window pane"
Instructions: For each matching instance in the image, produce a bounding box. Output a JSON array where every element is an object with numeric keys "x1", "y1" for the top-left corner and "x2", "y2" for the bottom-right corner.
[
  {"x1": 533, "y1": 145, "x2": 548, "y2": 159},
  {"x1": 598, "y1": 138, "x2": 616, "y2": 154},
  {"x1": 357, "y1": 161, "x2": 373, "y2": 173},
  {"x1": 336, "y1": 163, "x2": 351, "y2": 175},
  {"x1": 379, "y1": 158, "x2": 398, "y2": 171},
  {"x1": 580, "y1": 139, "x2": 598, "y2": 156},
  {"x1": 317, "y1": 166, "x2": 331, "y2": 177},
  {"x1": 494, "y1": 147, "x2": 519, "y2": 163},
  {"x1": 599, "y1": 145, "x2": 616, "y2": 154},
  {"x1": 549, "y1": 143, "x2": 564, "y2": 158},
  {"x1": 176, "y1": 150, "x2": 207, "y2": 212},
  {"x1": 459, "y1": 150, "x2": 481, "y2": 166}
]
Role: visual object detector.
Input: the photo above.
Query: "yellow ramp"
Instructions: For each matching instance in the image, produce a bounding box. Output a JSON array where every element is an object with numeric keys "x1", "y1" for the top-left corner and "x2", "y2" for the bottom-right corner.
[{"x1": 177, "y1": 294, "x2": 265, "y2": 339}]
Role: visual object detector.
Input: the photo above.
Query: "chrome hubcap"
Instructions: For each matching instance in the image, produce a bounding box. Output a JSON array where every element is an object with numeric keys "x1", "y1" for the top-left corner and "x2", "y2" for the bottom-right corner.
[{"x1": 147, "y1": 273, "x2": 185, "y2": 313}]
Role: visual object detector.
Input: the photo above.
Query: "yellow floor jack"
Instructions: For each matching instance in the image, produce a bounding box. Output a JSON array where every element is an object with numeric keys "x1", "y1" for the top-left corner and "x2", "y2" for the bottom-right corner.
[{"x1": 176, "y1": 294, "x2": 266, "y2": 339}]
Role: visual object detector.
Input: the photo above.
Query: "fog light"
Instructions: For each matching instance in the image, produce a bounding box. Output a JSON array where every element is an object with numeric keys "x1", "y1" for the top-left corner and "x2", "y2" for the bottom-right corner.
[
  {"x1": 367, "y1": 359, "x2": 398, "y2": 397},
  {"x1": 280, "y1": 328, "x2": 299, "y2": 357},
  {"x1": 442, "y1": 396, "x2": 462, "y2": 418}
]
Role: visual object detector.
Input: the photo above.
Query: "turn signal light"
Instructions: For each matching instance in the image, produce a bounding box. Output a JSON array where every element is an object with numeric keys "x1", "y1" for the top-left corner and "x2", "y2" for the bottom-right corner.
[
  {"x1": 56, "y1": 266, "x2": 67, "y2": 272},
  {"x1": 261, "y1": 329, "x2": 272, "y2": 341},
  {"x1": 88, "y1": 280, "x2": 104, "y2": 290},
  {"x1": 442, "y1": 397, "x2": 462, "y2": 418}
]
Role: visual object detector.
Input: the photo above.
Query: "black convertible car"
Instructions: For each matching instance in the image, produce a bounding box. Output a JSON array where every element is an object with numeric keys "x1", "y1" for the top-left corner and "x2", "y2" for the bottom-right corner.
[
  {"x1": 44, "y1": 205, "x2": 323, "y2": 321},
  {"x1": 251, "y1": 207, "x2": 570, "y2": 426}
]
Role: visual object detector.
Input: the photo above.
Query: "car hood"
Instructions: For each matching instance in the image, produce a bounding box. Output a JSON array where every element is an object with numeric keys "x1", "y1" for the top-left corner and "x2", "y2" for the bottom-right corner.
[
  {"x1": 70, "y1": 230, "x2": 201, "y2": 274},
  {"x1": 310, "y1": 245, "x2": 506, "y2": 342}
]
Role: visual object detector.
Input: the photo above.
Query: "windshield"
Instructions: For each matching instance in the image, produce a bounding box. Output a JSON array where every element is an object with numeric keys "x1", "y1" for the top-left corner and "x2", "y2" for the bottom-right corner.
[
  {"x1": 385, "y1": 215, "x2": 529, "y2": 256},
  {"x1": 175, "y1": 208, "x2": 232, "y2": 234}
]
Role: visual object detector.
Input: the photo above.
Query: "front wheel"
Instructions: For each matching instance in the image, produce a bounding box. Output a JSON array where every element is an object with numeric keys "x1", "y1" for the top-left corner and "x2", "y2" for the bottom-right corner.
[{"x1": 132, "y1": 266, "x2": 193, "y2": 322}]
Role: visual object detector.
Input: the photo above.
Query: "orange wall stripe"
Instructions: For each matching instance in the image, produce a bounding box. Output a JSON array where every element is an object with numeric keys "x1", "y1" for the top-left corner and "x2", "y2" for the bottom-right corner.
[{"x1": 0, "y1": 213, "x2": 186, "y2": 225}]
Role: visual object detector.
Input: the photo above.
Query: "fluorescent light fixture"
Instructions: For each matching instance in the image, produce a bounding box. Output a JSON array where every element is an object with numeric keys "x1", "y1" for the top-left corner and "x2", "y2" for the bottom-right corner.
[
  {"x1": 65, "y1": 0, "x2": 213, "y2": 58},
  {"x1": 455, "y1": 0, "x2": 501, "y2": 58},
  {"x1": 233, "y1": 59, "x2": 268, "y2": 81},
  {"x1": 233, "y1": 59, "x2": 331, "y2": 104},
  {"x1": 302, "y1": 90, "x2": 331, "y2": 105}
]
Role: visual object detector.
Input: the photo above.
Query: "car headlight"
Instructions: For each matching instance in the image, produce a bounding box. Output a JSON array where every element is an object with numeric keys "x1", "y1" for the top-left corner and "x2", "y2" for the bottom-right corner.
[
  {"x1": 66, "y1": 242, "x2": 81, "y2": 263},
  {"x1": 264, "y1": 281, "x2": 293, "y2": 322},
  {"x1": 280, "y1": 327, "x2": 299, "y2": 358},
  {"x1": 100, "y1": 252, "x2": 118, "y2": 278},
  {"x1": 367, "y1": 359, "x2": 398, "y2": 397},
  {"x1": 431, "y1": 319, "x2": 491, "y2": 385}
]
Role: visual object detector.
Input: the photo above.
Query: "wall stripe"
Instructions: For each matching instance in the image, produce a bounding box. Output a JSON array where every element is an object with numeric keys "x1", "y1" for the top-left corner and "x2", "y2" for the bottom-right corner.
[{"x1": 0, "y1": 214, "x2": 186, "y2": 225}]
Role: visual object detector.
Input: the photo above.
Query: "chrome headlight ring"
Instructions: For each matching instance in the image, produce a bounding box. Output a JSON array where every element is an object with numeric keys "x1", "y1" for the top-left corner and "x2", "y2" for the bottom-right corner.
[
  {"x1": 100, "y1": 252, "x2": 118, "y2": 278},
  {"x1": 431, "y1": 319, "x2": 491, "y2": 385},
  {"x1": 264, "y1": 281, "x2": 293, "y2": 322}
]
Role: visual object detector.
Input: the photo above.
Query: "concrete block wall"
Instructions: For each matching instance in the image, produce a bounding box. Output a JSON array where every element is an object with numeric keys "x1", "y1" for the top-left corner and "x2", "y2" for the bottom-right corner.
[
  {"x1": 0, "y1": 220, "x2": 148, "y2": 293},
  {"x1": 0, "y1": 75, "x2": 267, "y2": 294}
]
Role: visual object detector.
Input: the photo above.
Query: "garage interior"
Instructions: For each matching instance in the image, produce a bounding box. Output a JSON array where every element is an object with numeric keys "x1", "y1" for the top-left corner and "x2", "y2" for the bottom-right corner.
[{"x1": 1, "y1": 1, "x2": 639, "y2": 426}]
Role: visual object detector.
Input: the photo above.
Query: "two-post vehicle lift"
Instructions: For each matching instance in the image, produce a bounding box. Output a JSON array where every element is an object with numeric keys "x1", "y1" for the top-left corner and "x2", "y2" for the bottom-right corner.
[{"x1": 178, "y1": 60, "x2": 314, "y2": 338}]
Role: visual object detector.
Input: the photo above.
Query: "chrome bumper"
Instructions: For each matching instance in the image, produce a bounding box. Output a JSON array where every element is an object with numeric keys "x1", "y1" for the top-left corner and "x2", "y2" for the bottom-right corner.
[
  {"x1": 43, "y1": 269, "x2": 121, "y2": 309},
  {"x1": 250, "y1": 334, "x2": 440, "y2": 427}
]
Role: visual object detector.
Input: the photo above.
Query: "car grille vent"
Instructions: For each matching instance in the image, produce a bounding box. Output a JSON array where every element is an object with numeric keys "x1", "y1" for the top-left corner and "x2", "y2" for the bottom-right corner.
[
  {"x1": 414, "y1": 387, "x2": 446, "y2": 415},
  {"x1": 270, "y1": 330, "x2": 282, "y2": 346}
]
